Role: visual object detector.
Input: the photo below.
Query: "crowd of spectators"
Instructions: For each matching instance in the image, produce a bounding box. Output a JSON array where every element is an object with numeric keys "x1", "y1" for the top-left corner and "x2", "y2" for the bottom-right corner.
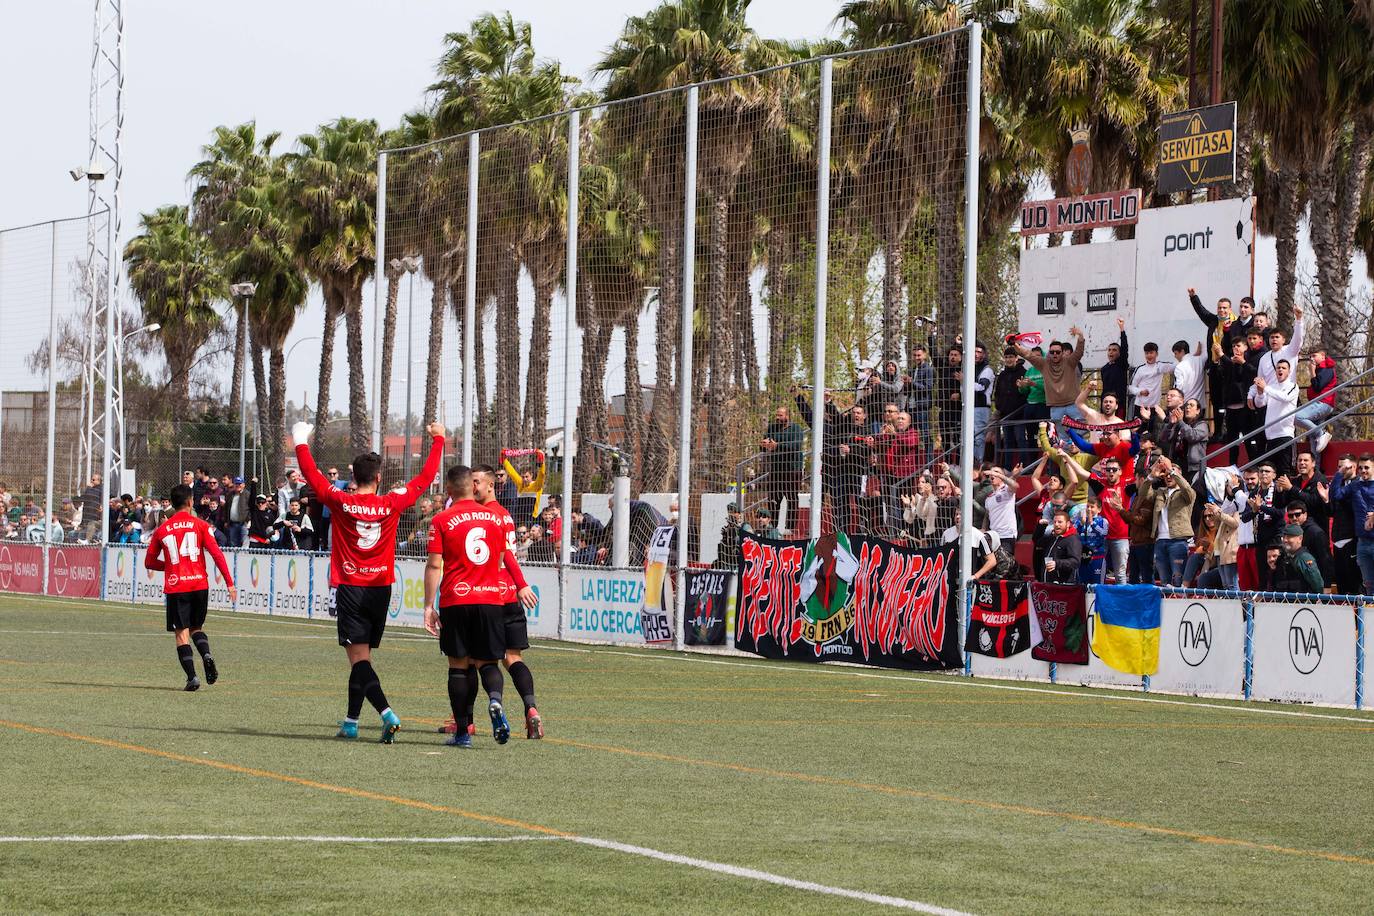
[{"x1": 744, "y1": 289, "x2": 1365, "y2": 595}]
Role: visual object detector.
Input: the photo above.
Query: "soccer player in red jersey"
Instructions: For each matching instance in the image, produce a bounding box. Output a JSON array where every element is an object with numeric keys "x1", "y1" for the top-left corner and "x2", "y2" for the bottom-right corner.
[
  {"x1": 292, "y1": 419, "x2": 446, "y2": 743},
  {"x1": 424, "y1": 465, "x2": 536, "y2": 748},
  {"x1": 435, "y1": 463, "x2": 544, "y2": 739},
  {"x1": 144, "y1": 484, "x2": 237, "y2": 691}
]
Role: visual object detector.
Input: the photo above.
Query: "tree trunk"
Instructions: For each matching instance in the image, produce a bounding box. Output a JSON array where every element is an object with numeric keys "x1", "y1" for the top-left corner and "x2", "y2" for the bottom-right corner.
[
  {"x1": 315, "y1": 281, "x2": 341, "y2": 431},
  {"x1": 708, "y1": 191, "x2": 730, "y2": 402},
  {"x1": 764, "y1": 231, "x2": 790, "y2": 392},
  {"x1": 524, "y1": 281, "x2": 554, "y2": 444},
  {"x1": 574, "y1": 322, "x2": 613, "y2": 488},
  {"x1": 165, "y1": 341, "x2": 195, "y2": 422},
  {"x1": 423, "y1": 278, "x2": 447, "y2": 428},
  {"x1": 1274, "y1": 169, "x2": 1303, "y2": 333},
  {"x1": 1312, "y1": 119, "x2": 1374, "y2": 354},
  {"x1": 935, "y1": 182, "x2": 963, "y2": 348},
  {"x1": 268, "y1": 344, "x2": 287, "y2": 485},
  {"x1": 882, "y1": 235, "x2": 905, "y2": 364},
  {"x1": 495, "y1": 245, "x2": 522, "y2": 450},
  {"x1": 643, "y1": 227, "x2": 680, "y2": 491},
  {"x1": 623, "y1": 300, "x2": 643, "y2": 484},
  {"x1": 230, "y1": 301, "x2": 246, "y2": 423},
  {"x1": 343, "y1": 284, "x2": 370, "y2": 453},
  {"x1": 248, "y1": 322, "x2": 270, "y2": 477},
  {"x1": 377, "y1": 267, "x2": 401, "y2": 441}
]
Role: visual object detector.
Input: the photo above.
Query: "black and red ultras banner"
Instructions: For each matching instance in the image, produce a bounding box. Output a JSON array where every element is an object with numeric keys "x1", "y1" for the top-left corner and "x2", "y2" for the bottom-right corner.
[
  {"x1": 1028, "y1": 581, "x2": 1089, "y2": 664},
  {"x1": 966, "y1": 579, "x2": 1032, "y2": 658},
  {"x1": 683, "y1": 568, "x2": 730, "y2": 646},
  {"x1": 735, "y1": 532, "x2": 962, "y2": 670}
]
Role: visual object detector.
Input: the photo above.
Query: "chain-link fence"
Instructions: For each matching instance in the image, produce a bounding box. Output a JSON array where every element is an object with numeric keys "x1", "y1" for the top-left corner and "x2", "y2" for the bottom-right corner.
[
  {"x1": 0, "y1": 212, "x2": 111, "y2": 546},
  {"x1": 380, "y1": 25, "x2": 994, "y2": 571}
]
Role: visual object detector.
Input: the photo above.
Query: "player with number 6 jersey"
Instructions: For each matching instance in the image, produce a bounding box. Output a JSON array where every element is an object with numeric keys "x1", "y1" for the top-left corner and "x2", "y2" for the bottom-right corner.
[
  {"x1": 144, "y1": 484, "x2": 237, "y2": 691},
  {"x1": 292, "y1": 419, "x2": 446, "y2": 743},
  {"x1": 424, "y1": 464, "x2": 536, "y2": 748}
]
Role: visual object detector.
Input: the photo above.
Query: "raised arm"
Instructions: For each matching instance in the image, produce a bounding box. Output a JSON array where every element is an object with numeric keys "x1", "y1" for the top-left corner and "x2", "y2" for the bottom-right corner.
[
  {"x1": 290, "y1": 424, "x2": 343, "y2": 512},
  {"x1": 1188, "y1": 289, "x2": 1218, "y2": 329},
  {"x1": 502, "y1": 456, "x2": 526, "y2": 489},
  {"x1": 1063, "y1": 426, "x2": 1093, "y2": 454},
  {"x1": 400, "y1": 423, "x2": 448, "y2": 501}
]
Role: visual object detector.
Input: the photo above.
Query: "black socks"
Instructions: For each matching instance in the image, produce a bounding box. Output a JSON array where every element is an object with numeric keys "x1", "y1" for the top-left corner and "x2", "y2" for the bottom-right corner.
[
  {"x1": 507, "y1": 661, "x2": 536, "y2": 712},
  {"x1": 464, "y1": 665, "x2": 478, "y2": 723},
  {"x1": 191, "y1": 631, "x2": 212, "y2": 660},
  {"x1": 348, "y1": 660, "x2": 390, "y2": 718},
  {"x1": 448, "y1": 668, "x2": 472, "y2": 729},
  {"x1": 478, "y1": 663, "x2": 504, "y2": 707},
  {"x1": 176, "y1": 644, "x2": 196, "y2": 679}
]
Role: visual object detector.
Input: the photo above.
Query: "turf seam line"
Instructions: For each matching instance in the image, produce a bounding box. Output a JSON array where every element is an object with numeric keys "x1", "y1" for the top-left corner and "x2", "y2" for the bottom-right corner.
[
  {"x1": 0, "y1": 834, "x2": 560, "y2": 844},
  {"x1": 0, "y1": 719, "x2": 974, "y2": 914},
  {"x1": 597, "y1": 650, "x2": 1374, "y2": 724}
]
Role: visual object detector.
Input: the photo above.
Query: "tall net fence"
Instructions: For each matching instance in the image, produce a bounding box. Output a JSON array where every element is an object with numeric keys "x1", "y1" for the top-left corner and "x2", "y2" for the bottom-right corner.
[
  {"x1": 0, "y1": 212, "x2": 110, "y2": 544},
  {"x1": 381, "y1": 26, "x2": 989, "y2": 568}
]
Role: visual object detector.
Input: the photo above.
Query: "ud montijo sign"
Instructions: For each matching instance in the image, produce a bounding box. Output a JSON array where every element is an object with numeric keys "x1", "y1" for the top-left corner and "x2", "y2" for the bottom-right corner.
[
  {"x1": 1157, "y1": 102, "x2": 1236, "y2": 194},
  {"x1": 1019, "y1": 188, "x2": 1141, "y2": 237}
]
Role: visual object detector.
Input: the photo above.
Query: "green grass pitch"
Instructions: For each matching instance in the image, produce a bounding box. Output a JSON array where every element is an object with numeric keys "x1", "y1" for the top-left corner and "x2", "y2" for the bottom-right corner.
[{"x1": 0, "y1": 596, "x2": 1370, "y2": 914}]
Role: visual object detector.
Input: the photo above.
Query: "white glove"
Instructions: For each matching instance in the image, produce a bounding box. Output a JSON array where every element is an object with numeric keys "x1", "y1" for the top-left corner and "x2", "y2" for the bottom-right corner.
[{"x1": 291, "y1": 422, "x2": 314, "y2": 447}]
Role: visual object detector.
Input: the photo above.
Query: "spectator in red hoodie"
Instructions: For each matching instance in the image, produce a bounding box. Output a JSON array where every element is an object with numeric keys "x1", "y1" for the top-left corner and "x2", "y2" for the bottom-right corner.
[
  {"x1": 878, "y1": 411, "x2": 921, "y2": 527},
  {"x1": 1294, "y1": 349, "x2": 1338, "y2": 454}
]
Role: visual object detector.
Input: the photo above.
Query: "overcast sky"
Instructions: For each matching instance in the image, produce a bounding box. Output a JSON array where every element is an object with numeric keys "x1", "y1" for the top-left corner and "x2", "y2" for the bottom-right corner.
[
  {"x1": 0, "y1": 0, "x2": 844, "y2": 419},
  {"x1": 0, "y1": 1, "x2": 1363, "y2": 424}
]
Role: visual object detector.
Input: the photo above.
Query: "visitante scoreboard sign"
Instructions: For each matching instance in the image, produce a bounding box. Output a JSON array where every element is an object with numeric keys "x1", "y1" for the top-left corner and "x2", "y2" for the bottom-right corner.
[{"x1": 1157, "y1": 102, "x2": 1236, "y2": 194}]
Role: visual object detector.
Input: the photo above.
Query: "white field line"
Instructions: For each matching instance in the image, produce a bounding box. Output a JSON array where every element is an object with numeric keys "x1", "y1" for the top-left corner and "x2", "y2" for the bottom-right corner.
[
  {"x1": 567, "y1": 836, "x2": 974, "y2": 915},
  {"x1": 0, "y1": 625, "x2": 588, "y2": 652},
  {"x1": 0, "y1": 832, "x2": 974, "y2": 913},
  {"x1": 598, "y1": 649, "x2": 1374, "y2": 725}
]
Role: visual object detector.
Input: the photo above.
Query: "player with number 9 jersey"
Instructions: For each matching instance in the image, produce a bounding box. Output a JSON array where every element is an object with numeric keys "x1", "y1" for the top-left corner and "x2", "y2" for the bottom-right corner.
[{"x1": 296, "y1": 430, "x2": 445, "y2": 588}]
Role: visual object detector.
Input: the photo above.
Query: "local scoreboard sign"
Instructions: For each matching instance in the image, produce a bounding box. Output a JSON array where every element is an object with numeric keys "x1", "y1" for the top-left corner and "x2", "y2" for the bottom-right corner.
[
  {"x1": 1157, "y1": 102, "x2": 1236, "y2": 194},
  {"x1": 1020, "y1": 188, "x2": 1141, "y2": 237}
]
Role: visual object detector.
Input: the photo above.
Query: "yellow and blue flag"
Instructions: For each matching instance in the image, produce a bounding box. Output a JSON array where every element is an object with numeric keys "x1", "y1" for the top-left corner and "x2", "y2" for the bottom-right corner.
[{"x1": 1091, "y1": 584, "x2": 1161, "y2": 676}]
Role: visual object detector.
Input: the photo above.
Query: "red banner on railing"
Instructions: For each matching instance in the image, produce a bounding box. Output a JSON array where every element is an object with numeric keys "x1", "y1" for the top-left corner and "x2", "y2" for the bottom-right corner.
[
  {"x1": 48, "y1": 545, "x2": 102, "y2": 599},
  {"x1": 0, "y1": 543, "x2": 44, "y2": 594}
]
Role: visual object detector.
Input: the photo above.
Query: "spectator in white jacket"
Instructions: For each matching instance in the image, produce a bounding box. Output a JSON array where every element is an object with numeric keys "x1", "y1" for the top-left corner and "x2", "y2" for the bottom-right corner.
[
  {"x1": 1254, "y1": 305, "x2": 1304, "y2": 387},
  {"x1": 1169, "y1": 340, "x2": 1208, "y2": 411},
  {"x1": 1252, "y1": 359, "x2": 1300, "y2": 477},
  {"x1": 1128, "y1": 342, "x2": 1173, "y2": 416}
]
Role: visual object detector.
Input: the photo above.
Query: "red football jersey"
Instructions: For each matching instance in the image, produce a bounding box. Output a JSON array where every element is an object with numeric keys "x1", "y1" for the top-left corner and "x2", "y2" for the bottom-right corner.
[
  {"x1": 428, "y1": 499, "x2": 514, "y2": 606},
  {"x1": 296, "y1": 437, "x2": 443, "y2": 587},
  {"x1": 482, "y1": 499, "x2": 530, "y2": 590},
  {"x1": 145, "y1": 512, "x2": 233, "y2": 594}
]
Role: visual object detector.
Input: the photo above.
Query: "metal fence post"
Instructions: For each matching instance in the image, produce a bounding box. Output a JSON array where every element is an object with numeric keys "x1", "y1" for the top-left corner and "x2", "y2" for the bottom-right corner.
[
  {"x1": 807, "y1": 59, "x2": 833, "y2": 540},
  {"x1": 44, "y1": 219, "x2": 59, "y2": 591},
  {"x1": 464, "y1": 133, "x2": 480, "y2": 465},
  {"x1": 559, "y1": 111, "x2": 580, "y2": 639},
  {"x1": 370, "y1": 151, "x2": 387, "y2": 453},
  {"x1": 1242, "y1": 596, "x2": 1255, "y2": 701},
  {"x1": 1357, "y1": 601, "x2": 1366, "y2": 710},
  {"x1": 957, "y1": 22, "x2": 983, "y2": 650},
  {"x1": 100, "y1": 213, "x2": 115, "y2": 546},
  {"x1": 676, "y1": 86, "x2": 700, "y2": 652}
]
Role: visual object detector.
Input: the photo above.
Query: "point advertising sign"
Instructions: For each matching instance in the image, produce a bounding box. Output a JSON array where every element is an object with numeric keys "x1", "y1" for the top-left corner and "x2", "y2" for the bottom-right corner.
[{"x1": 1157, "y1": 102, "x2": 1236, "y2": 194}]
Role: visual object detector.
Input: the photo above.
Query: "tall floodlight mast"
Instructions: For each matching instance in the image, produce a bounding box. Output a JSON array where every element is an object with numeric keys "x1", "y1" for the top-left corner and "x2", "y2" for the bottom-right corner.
[{"x1": 76, "y1": 0, "x2": 125, "y2": 524}]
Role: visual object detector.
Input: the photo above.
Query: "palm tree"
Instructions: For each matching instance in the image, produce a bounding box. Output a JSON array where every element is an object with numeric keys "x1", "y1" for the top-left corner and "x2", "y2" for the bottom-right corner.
[
  {"x1": 189, "y1": 123, "x2": 309, "y2": 477},
  {"x1": 284, "y1": 117, "x2": 380, "y2": 452},
  {"x1": 123, "y1": 205, "x2": 226, "y2": 419}
]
